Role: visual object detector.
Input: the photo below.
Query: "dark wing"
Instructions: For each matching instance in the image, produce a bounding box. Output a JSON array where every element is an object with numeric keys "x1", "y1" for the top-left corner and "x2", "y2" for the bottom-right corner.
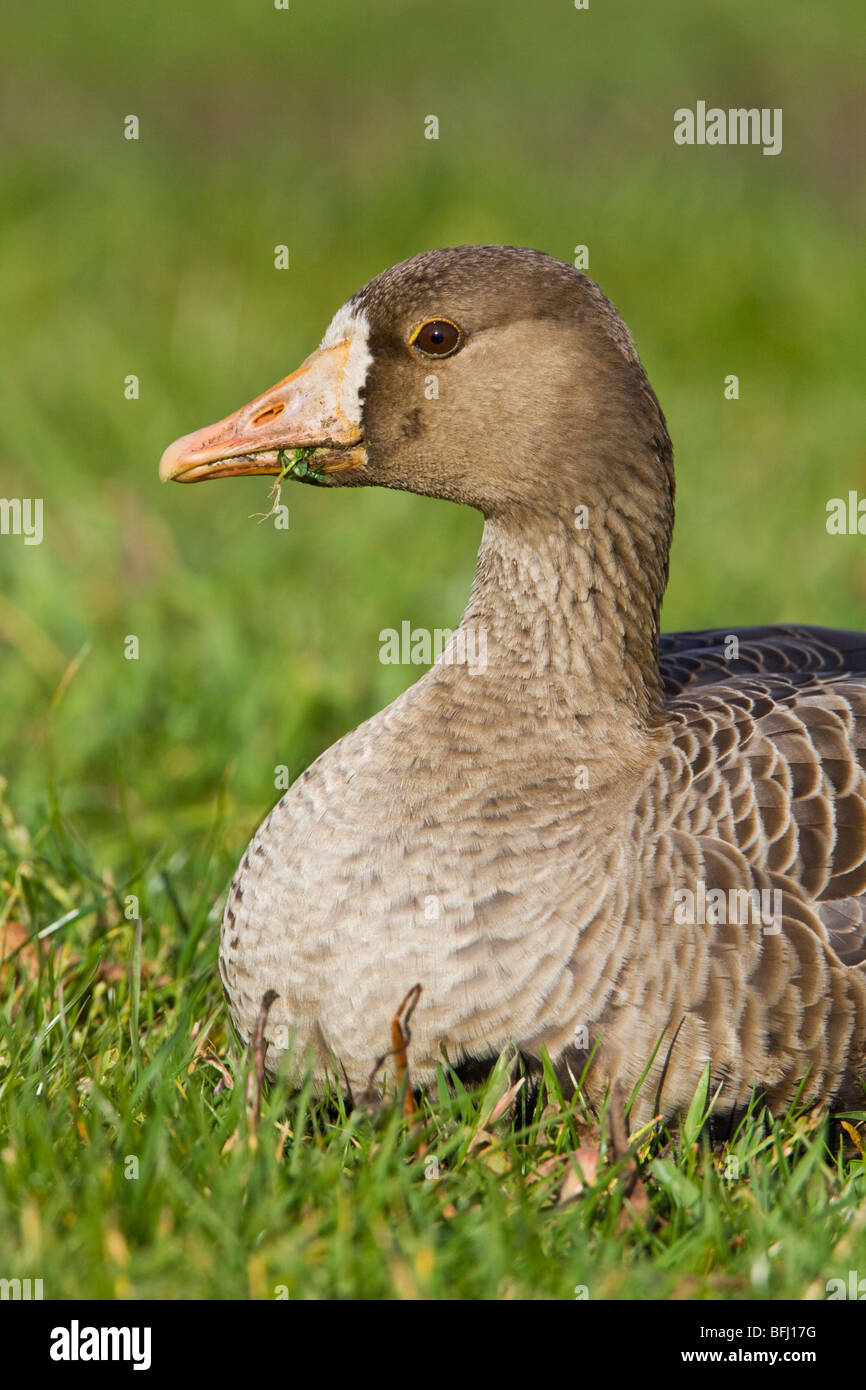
[
  {"x1": 660, "y1": 625, "x2": 866, "y2": 699},
  {"x1": 663, "y1": 639, "x2": 866, "y2": 970}
]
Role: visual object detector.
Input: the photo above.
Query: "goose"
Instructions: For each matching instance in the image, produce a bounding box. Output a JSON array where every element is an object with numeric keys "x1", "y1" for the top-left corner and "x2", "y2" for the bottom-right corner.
[{"x1": 160, "y1": 245, "x2": 866, "y2": 1129}]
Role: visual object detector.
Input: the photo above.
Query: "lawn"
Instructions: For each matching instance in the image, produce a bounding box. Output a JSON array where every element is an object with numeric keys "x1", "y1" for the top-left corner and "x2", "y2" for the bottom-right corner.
[{"x1": 0, "y1": 0, "x2": 864, "y2": 1300}]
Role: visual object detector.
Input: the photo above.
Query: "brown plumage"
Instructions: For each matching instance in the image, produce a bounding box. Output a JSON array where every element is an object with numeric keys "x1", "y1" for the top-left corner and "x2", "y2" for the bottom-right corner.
[{"x1": 160, "y1": 246, "x2": 866, "y2": 1127}]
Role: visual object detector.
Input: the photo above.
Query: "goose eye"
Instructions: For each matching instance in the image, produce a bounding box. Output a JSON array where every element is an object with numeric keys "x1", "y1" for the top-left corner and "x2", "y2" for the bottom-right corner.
[{"x1": 410, "y1": 318, "x2": 462, "y2": 357}]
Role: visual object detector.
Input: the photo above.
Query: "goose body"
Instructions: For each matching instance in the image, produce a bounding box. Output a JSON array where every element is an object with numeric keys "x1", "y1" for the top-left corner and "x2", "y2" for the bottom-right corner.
[{"x1": 160, "y1": 246, "x2": 866, "y2": 1125}]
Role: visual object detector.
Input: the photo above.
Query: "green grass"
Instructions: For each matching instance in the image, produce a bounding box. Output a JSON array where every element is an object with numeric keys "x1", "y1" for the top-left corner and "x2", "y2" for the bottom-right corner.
[
  {"x1": 1, "y1": 772, "x2": 864, "y2": 1304},
  {"x1": 1, "y1": 0, "x2": 865, "y2": 1299},
  {"x1": 1, "y1": 777, "x2": 864, "y2": 1300}
]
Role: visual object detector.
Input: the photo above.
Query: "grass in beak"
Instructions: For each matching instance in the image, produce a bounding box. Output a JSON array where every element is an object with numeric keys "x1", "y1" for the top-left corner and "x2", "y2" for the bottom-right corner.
[
  {"x1": 277, "y1": 447, "x2": 320, "y2": 481},
  {"x1": 255, "y1": 447, "x2": 327, "y2": 523}
]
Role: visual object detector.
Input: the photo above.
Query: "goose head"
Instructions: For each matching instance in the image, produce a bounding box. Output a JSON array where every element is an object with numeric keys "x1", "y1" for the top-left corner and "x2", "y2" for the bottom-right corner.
[{"x1": 159, "y1": 244, "x2": 673, "y2": 531}]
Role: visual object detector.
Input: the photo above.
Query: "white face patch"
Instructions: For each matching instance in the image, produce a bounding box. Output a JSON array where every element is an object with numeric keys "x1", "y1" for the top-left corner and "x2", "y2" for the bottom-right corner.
[{"x1": 319, "y1": 301, "x2": 373, "y2": 429}]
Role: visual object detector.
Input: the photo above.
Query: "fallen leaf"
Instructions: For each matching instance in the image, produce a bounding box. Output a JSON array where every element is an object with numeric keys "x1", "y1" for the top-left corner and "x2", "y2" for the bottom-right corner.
[{"x1": 558, "y1": 1146, "x2": 601, "y2": 1203}]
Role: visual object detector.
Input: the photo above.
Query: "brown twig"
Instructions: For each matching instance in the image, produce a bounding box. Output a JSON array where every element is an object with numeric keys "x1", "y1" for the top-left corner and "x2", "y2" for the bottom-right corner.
[
  {"x1": 393, "y1": 983, "x2": 422, "y2": 1117},
  {"x1": 363, "y1": 983, "x2": 423, "y2": 1114},
  {"x1": 606, "y1": 1080, "x2": 645, "y2": 1201},
  {"x1": 247, "y1": 989, "x2": 279, "y2": 1137}
]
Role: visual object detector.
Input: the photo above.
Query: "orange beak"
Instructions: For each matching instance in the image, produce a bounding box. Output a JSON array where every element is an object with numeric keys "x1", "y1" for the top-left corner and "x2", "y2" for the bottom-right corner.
[{"x1": 159, "y1": 341, "x2": 367, "y2": 484}]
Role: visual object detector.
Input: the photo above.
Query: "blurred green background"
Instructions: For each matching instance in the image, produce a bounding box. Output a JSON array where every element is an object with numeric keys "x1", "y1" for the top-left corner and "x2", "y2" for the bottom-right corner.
[{"x1": 1, "y1": 0, "x2": 864, "y2": 887}]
